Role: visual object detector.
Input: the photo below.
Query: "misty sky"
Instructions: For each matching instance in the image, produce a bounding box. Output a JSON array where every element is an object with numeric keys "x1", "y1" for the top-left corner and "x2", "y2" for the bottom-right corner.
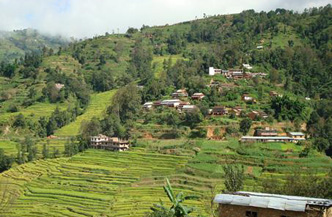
[{"x1": 0, "y1": 0, "x2": 331, "y2": 38}]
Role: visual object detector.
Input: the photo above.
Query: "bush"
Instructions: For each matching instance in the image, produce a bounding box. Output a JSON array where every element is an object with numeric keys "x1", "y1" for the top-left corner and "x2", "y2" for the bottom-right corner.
[
  {"x1": 7, "y1": 104, "x2": 19, "y2": 113},
  {"x1": 189, "y1": 128, "x2": 206, "y2": 138}
]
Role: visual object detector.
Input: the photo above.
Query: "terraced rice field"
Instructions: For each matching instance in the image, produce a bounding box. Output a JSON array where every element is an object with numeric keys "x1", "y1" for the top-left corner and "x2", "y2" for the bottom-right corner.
[
  {"x1": 0, "y1": 140, "x2": 19, "y2": 155},
  {"x1": 55, "y1": 90, "x2": 116, "y2": 137},
  {"x1": 0, "y1": 148, "x2": 197, "y2": 217},
  {"x1": 0, "y1": 102, "x2": 68, "y2": 124},
  {"x1": 0, "y1": 139, "x2": 330, "y2": 217}
]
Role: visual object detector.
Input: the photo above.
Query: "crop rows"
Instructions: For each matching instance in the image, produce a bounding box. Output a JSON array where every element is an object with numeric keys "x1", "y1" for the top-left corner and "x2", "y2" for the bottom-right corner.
[{"x1": 0, "y1": 148, "x2": 193, "y2": 217}]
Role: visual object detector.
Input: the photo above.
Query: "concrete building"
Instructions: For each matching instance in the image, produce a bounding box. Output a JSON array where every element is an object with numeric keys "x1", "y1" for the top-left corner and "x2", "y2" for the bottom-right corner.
[
  {"x1": 191, "y1": 93, "x2": 205, "y2": 100},
  {"x1": 248, "y1": 111, "x2": 268, "y2": 120},
  {"x1": 254, "y1": 127, "x2": 278, "y2": 137},
  {"x1": 181, "y1": 105, "x2": 197, "y2": 113},
  {"x1": 143, "y1": 102, "x2": 154, "y2": 110},
  {"x1": 209, "y1": 67, "x2": 222, "y2": 76},
  {"x1": 90, "y1": 134, "x2": 129, "y2": 151},
  {"x1": 241, "y1": 136, "x2": 293, "y2": 143},
  {"x1": 54, "y1": 83, "x2": 65, "y2": 90},
  {"x1": 172, "y1": 89, "x2": 188, "y2": 98},
  {"x1": 243, "y1": 64, "x2": 253, "y2": 70},
  {"x1": 214, "y1": 192, "x2": 332, "y2": 217},
  {"x1": 212, "y1": 106, "x2": 228, "y2": 115},
  {"x1": 287, "y1": 132, "x2": 306, "y2": 141},
  {"x1": 161, "y1": 99, "x2": 182, "y2": 108}
]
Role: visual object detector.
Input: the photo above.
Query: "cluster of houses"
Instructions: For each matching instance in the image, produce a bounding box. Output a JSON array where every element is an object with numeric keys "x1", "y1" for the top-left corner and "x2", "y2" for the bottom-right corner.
[
  {"x1": 142, "y1": 88, "x2": 273, "y2": 121},
  {"x1": 143, "y1": 89, "x2": 205, "y2": 113},
  {"x1": 241, "y1": 127, "x2": 306, "y2": 143},
  {"x1": 208, "y1": 66, "x2": 267, "y2": 79},
  {"x1": 214, "y1": 191, "x2": 332, "y2": 217},
  {"x1": 90, "y1": 134, "x2": 130, "y2": 151}
]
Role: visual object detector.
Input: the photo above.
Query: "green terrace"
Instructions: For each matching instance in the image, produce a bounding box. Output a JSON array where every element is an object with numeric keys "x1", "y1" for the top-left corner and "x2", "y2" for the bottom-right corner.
[{"x1": 1, "y1": 138, "x2": 330, "y2": 216}]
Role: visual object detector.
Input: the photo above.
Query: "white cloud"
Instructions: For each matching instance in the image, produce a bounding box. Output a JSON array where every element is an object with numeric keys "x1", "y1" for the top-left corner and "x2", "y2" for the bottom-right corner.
[{"x1": 0, "y1": 0, "x2": 330, "y2": 38}]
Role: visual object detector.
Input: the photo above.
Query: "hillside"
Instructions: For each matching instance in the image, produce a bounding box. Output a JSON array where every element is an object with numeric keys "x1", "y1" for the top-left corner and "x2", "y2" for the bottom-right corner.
[
  {"x1": 0, "y1": 29, "x2": 68, "y2": 63},
  {"x1": 0, "y1": 5, "x2": 331, "y2": 217}
]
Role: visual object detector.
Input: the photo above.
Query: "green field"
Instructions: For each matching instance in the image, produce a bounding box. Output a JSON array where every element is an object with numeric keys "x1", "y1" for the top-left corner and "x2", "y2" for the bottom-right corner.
[
  {"x1": 0, "y1": 148, "x2": 196, "y2": 217},
  {"x1": 0, "y1": 102, "x2": 67, "y2": 124},
  {"x1": 152, "y1": 55, "x2": 187, "y2": 78},
  {"x1": 55, "y1": 90, "x2": 116, "y2": 137},
  {"x1": 0, "y1": 139, "x2": 330, "y2": 217},
  {"x1": 0, "y1": 140, "x2": 19, "y2": 155}
]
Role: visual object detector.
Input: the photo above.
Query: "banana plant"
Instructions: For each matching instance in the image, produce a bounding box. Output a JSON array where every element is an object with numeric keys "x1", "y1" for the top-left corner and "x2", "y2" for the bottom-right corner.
[{"x1": 151, "y1": 178, "x2": 199, "y2": 217}]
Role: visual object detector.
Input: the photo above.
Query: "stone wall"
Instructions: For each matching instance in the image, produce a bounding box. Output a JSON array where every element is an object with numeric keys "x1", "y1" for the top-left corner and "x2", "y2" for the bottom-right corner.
[{"x1": 218, "y1": 204, "x2": 331, "y2": 217}]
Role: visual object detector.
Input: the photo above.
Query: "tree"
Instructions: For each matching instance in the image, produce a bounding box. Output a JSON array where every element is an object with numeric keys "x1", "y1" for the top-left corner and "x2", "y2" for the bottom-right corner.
[
  {"x1": 149, "y1": 179, "x2": 198, "y2": 217},
  {"x1": 222, "y1": 164, "x2": 244, "y2": 192},
  {"x1": 52, "y1": 147, "x2": 60, "y2": 158},
  {"x1": 184, "y1": 109, "x2": 204, "y2": 129},
  {"x1": 13, "y1": 114, "x2": 26, "y2": 128},
  {"x1": 17, "y1": 137, "x2": 37, "y2": 164},
  {"x1": 42, "y1": 142, "x2": 49, "y2": 159},
  {"x1": 0, "y1": 149, "x2": 13, "y2": 172},
  {"x1": 313, "y1": 138, "x2": 329, "y2": 152},
  {"x1": 239, "y1": 118, "x2": 252, "y2": 135},
  {"x1": 108, "y1": 83, "x2": 142, "y2": 123},
  {"x1": 64, "y1": 137, "x2": 79, "y2": 157},
  {"x1": 269, "y1": 68, "x2": 280, "y2": 84},
  {"x1": 262, "y1": 170, "x2": 332, "y2": 198}
]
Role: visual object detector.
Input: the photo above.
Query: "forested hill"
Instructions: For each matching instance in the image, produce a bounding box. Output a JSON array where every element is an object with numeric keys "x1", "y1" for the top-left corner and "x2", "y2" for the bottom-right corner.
[
  {"x1": 138, "y1": 5, "x2": 331, "y2": 99},
  {"x1": 0, "y1": 29, "x2": 69, "y2": 63},
  {"x1": 0, "y1": 5, "x2": 331, "y2": 148}
]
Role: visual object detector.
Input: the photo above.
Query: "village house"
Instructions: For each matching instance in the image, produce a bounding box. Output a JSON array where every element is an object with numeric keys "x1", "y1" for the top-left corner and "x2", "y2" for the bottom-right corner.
[
  {"x1": 172, "y1": 89, "x2": 188, "y2": 98},
  {"x1": 177, "y1": 101, "x2": 191, "y2": 111},
  {"x1": 143, "y1": 102, "x2": 154, "y2": 110},
  {"x1": 191, "y1": 93, "x2": 205, "y2": 100},
  {"x1": 212, "y1": 106, "x2": 228, "y2": 116},
  {"x1": 241, "y1": 136, "x2": 294, "y2": 143},
  {"x1": 208, "y1": 79, "x2": 220, "y2": 87},
  {"x1": 243, "y1": 64, "x2": 253, "y2": 70},
  {"x1": 153, "y1": 101, "x2": 162, "y2": 107},
  {"x1": 229, "y1": 106, "x2": 244, "y2": 117},
  {"x1": 242, "y1": 94, "x2": 257, "y2": 104},
  {"x1": 248, "y1": 72, "x2": 267, "y2": 78},
  {"x1": 54, "y1": 83, "x2": 65, "y2": 90},
  {"x1": 287, "y1": 132, "x2": 306, "y2": 141},
  {"x1": 161, "y1": 99, "x2": 182, "y2": 108},
  {"x1": 269, "y1": 91, "x2": 282, "y2": 97},
  {"x1": 214, "y1": 191, "x2": 332, "y2": 217},
  {"x1": 209, "y1": 67, "x2": 222, "y2": 76},
  {"x1": 181, "y1": 105, "x2": 197, "y2": 113},
  {"x1": 227, "y1": 69, "x2": 244, "y2": 79},
  {"x1": 254, "y1": 127, "x2": 278, "y2": 137},
  {"x1": 248, "y1": 111, "x2": 268, "y2": 120},
  {"x1": 90, "y1": 134, "x2": 130, "y2": 151},
  {"x1": 257, "y1": 45, "x2": 264, "y2": 49}
]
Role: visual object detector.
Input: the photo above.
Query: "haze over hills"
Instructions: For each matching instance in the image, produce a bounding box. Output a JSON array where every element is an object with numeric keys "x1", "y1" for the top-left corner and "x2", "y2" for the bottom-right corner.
[
  {"x1": 0, "y1": 28, "x2": 69, "y2": 63},
  {"x1": 0, "y1": 4, "x2": 331, "y2": 217}
]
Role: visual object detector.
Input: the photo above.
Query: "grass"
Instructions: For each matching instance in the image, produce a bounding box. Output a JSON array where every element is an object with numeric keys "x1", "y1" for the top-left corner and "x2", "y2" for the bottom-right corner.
[
  {"x1": 0, "y1": 140, "x2": 19, "y2": 155},
  {"x1": 0, "y1": 102, "x2": 67, "y2": 124},
  {"x1": 55, "y1": 90, "x2": 117, "y2": 137},
  {"x1": 41, "y1": 54, "x2": 81, "y2": 75},
  {"x1": 152, "y1": 55, "x2": 187, "y2": 78}
]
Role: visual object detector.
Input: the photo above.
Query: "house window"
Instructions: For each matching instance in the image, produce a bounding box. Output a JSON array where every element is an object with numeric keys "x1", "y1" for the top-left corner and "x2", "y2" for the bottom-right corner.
[{"x1": 246, "y1": 211, "x2": 258, "y2": 217}]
